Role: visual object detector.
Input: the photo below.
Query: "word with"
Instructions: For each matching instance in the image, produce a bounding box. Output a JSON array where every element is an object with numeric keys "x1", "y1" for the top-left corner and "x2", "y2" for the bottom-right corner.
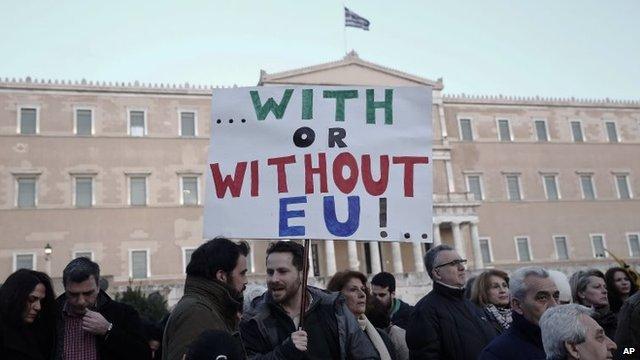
[{"x1": 250, "y1": 88, "x2": 394, "y2": 124}]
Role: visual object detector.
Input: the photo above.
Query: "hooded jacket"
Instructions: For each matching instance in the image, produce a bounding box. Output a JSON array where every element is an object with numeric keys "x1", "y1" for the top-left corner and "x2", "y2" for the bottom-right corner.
[
  {"x1": 162, "y1": 276, "x2": 243, "y2": 360},
  {"x1": 240, "y1": 286, "x2": 380, "y2": 360}
]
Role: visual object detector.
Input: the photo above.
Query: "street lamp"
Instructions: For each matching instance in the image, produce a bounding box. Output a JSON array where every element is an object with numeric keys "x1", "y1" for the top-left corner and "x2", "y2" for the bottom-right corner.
[{"x1": 44, "y1": 243, "x2": 52, "y2": 275}]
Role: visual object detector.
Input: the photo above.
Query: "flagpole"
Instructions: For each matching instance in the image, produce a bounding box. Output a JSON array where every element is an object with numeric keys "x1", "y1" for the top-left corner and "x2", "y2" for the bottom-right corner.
[{"x1": 343, "y1": 2, "x2": 347, "y2": 55}]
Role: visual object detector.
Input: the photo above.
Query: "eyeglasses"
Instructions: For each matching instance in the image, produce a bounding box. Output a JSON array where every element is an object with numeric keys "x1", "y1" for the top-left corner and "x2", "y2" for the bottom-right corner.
[{"x1": 434, "y1": 259, "x2": 467, "y2": 269}]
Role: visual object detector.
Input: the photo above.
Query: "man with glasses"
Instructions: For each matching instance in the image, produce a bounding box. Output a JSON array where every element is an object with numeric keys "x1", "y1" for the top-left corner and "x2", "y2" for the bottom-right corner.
[
  {"x1": 479, "y1": 267, "x2": 559, "y2": 360},
  {"x1": 406, "y1": 245, "x2": 497, "y2": 359}
]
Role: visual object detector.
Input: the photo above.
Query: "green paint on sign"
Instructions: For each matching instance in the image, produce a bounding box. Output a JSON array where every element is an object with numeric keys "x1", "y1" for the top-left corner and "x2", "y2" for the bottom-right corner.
[
  {"x1": 302, "y1": 89, "x2": 313, "y2": 120},
  {"x1": 323, "y1": 90, "x2": 358, "y2": 122},
  {"x1": 250, "y1": 89, "x2": 294, "y2": 120},
  {"x1": 366, "y1": 89, "x2": 393, "y2": 124}
]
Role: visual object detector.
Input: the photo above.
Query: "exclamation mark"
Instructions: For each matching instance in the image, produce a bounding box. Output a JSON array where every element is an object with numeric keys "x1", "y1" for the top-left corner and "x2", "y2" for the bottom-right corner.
[{"x1": 379, "y1": 197, "x2": 387, "y2": 238}]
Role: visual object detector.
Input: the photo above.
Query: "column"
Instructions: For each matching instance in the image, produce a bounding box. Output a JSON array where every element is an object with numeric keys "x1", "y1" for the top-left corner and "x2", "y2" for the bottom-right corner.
[
  {"x1": 445, "y1": 160, "x2": 456, "y2": 193},
  {"x1": 470, "y1": 222, "x2": 484, "y2": 270},
  {"x1": 325, "y1": 240, "x2": 337, "y2": 276},
  {"x1": 347, "y1": 240, "x2": 359, "y2": 270},
  {"x1": 391, "y1": 242, "x2": 404, "y2": 274},
  {"x1": 412, "y1": 242, "x2": 424, "y2": 272},
  {"x1": 452, "y1": 222, "x2": 466, "y2": 259},
  {"x1": 433, "y1": 223, "x2": 442, "y2": 246},
  {"x1": 369, "y1": 241, "x2": 382, "y2": 274}
]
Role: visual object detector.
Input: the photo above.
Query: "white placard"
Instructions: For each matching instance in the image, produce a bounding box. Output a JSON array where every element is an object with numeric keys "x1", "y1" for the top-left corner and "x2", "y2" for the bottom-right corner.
[{"x1": 204, "y1": 86, "x2": 432, "y2": 242}]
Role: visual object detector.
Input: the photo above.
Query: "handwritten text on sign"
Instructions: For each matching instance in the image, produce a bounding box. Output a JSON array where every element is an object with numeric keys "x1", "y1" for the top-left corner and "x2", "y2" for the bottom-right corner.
[{"x1": 204, "y1": 86, "x2": 432, "y2": 242}]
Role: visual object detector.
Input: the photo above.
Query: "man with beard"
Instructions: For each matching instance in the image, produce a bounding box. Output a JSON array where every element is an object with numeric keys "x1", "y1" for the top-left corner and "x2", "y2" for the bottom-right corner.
[
  {"x1": 162, "y1": 238, "x2": 249, "y2": 360},
  {"x1": 371, "y1": 271, "x2": 414, "y2": 329},
  {"x1": 240, "y1": 241, "x2": 379, "y2": 359}
]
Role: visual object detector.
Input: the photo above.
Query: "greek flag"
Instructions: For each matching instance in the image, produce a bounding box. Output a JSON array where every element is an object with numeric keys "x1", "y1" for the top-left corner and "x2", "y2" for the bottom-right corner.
[{"x1": 345, "y1": 7, "x2": 370, "y2": 30}]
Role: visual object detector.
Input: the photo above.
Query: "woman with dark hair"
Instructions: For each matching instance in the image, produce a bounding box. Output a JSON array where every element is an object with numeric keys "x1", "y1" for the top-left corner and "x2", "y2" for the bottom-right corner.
[
  {"x1": 570, "y1": 269, "x2": 617, "y2": 339},
  {"x1": 469, "y1": 269, "x2": 512, "y2": 334},
  {"x1": 0, "y1": 269, "x2": 59, "y2": 359},
  {"x1": 327, "y1": 270, "x2": 396, "y2": 360},
  {"x1": 605, "y1": 267, "x2": 638, "y2": 314}
]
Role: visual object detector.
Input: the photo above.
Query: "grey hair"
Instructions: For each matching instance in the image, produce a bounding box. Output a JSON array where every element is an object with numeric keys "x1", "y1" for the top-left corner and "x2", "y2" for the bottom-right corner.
[
  {"x1": 510, "y1": 266, "x2": 550, "y2": 301},
  {"x1": 569, "y1": 269, "x2": 605, "y2": 305},
  {"x1": 540, "y1": 304, "x2": 595, "y2": 359},
  {"x1": 424, "y1": 244, "x2": 455, "y2": 280}
]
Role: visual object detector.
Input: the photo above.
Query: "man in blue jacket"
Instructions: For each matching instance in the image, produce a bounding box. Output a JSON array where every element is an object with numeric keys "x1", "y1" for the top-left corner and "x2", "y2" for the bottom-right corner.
[{"x1": 479, "y1": 266, "x2": 560, "y2": 360}]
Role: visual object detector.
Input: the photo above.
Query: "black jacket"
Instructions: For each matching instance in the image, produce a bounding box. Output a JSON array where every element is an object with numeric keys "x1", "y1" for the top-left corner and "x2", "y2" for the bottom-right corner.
[
  {"x1": 615, "y1": 292, "x2": 640, "y2": 359},
  {"x1": 478, "y1": 312, "x2": 546, "y2": 360},
  {"x1": 0, "y1": 313, "x2": 58, "y2": 360},
  {"x1": 390, "y1": 299, "x2": 413, "y2": 330},
  {"x1": 405, "y1": 282, "x2": 497, "y2": 360},
  {"x1": 57, "y1": 290, "x2": 151, "y2": 360},
  {"x1": 240, "y1": 286, "x2": 380, "y2": 360}
]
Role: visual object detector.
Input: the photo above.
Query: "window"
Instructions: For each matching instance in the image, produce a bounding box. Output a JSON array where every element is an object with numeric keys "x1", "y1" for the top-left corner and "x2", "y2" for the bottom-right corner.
[
  {"x1": 19, "y1": 108, "x2": 37, "y2": 134},
  {"x1": 181, "y1": 176, "x2": 198, "y2": 205},
  {"x1": 543, "y1": 175, "x2": 560, "y2": 200},
  {"x1": 466, "y1": 175, "x2": 483, "y2": 200},
  {"x1": 534, "y1": 120, "x2": 548, "y2": 141},
  {"x1": 590, "y1": 235, "x2": 606, "y2": 258},
  {"x1": 554, "y1": 236, "x2": 569, "y2": 260},
  {"x1": 130, "y1": 176, "x2": 147, "y2": 206},
  {"x1": 506, "y1": 174, "x2": 522, "y2": 201},
  {"x1": 459, "y1": 118, "x2": 473, "y2": 141},
  {"x1": 74, "y1": 251, "x2": 93, "y2": 260},
  {"x1": 75, "y1": 109, "x2": 93, "y2": 136},
  {"x1": 75, "y1": 177, "x2": 93, "y2": 208},
  {"x1": 498, "y1": 119, "x2": 512, "y2": 142},
  {"x1": 129, "y1": 110, "x2": 145, "y2": 137},
  {"x1": 571, "y1": 121, "x2": 584, "y2": 142},
  {"x1": 605, "y1": 121, "x2": 618, "y2": 143},
  {"x1": 580, "y1": 175, "x2": 596, "y2": 200},
  {"x1": 516, "y1": 237, "x2": 531, "y2": 262},
  {"x1": 615, "y1": 174, "x2": 631, "y2": 199},
  {"x1": 130, "y1": 250, "x2": 149, "y2": 279},
  {"x1": 183, "y1": 247, "x2": 195, "y2": 273},
  {"x1": 628, "y1": 234, "x2": 640, "y2": 257},
  {"x1": 17, "y1": 177, "x2": 36, "y2": 208},
  {"x1": 479, "y1": 239, "x2": 493, "y2": 264},
  {"x1": 14, "y1": 253, "x2": 35, "y2": 270},
  {"x1": 180, "y1": 111, "x2": 196, "y2": 137}
]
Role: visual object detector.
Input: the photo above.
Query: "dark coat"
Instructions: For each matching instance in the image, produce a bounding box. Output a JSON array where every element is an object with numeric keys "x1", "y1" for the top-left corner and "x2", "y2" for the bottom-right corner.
[
  {"x1": 240, "y1": 286, "x2": 380, "y2": 360},
  {"x1": 478, "y1": 312, "x2": 546, "y2": 360},
  {"x1": 615, "y1": 291, "x2": 640, "y2": 359},
  {"x1": 390, "y1": 299, "x2": 413, "y2": 330},
  {"x1": 593, "y1": 307, "x2": 617, "y2": 341},
  {"x1": 162, "y1": 276, "x2": 243, "y2": 360},
  {"x1": 57, "y1": 290, "x2": 151, "y2": 360},
  {"x1": 405, "y1": 282, "x2": 497, "y2": 360},
  {"x1": 0, "y1": 313, "x2": 58, "y2": 360}
]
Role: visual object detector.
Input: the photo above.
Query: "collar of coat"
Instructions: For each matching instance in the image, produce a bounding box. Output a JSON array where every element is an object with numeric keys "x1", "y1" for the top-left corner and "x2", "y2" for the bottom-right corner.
[
  {"x1": 184, "y1": 276, "x2": 243, "y2": 315},
  {"x1": 511, "y1": 311, "x2": 544, "y2": 349},
  {"x1": 433, "y1": 281, "x2": 465, "y2": 299}
]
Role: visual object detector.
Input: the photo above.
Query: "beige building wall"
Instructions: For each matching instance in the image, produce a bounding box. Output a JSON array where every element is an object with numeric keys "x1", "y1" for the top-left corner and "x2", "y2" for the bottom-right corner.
[{"x1": 1, "y1": 54, "x2": 639, "y2": 302}]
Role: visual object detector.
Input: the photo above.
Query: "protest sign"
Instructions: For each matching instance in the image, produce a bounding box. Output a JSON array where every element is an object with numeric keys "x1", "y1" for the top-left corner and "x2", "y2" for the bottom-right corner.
[{"x1": 204, "y1": 86, "x2": 432, "y2": 242}]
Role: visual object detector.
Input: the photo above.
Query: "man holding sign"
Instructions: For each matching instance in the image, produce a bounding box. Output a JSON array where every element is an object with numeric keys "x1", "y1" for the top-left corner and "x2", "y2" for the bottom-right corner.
[{"x1": 240, "y1": 241, "x2": 379, "y2": 359}]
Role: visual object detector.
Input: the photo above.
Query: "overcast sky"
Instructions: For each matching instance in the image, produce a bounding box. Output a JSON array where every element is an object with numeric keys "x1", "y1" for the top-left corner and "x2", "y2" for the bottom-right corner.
[{"x1": 1, "y1": 0, "x2": 638, "y2": 99}]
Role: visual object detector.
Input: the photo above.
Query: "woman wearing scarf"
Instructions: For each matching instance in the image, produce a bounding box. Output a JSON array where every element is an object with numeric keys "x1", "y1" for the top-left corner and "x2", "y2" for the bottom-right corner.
[
  {"x1": 470, "y1": 269, "x2": 512, "y2": 334},
  {"x1": 327, "y1": 270, "x2": 396, "y2": 360}
]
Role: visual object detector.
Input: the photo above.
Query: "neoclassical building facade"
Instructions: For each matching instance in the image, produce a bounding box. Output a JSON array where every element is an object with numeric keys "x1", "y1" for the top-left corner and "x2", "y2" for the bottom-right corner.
[{"x1": 1, "y1": 52, "x2": 639, "y2": 302}]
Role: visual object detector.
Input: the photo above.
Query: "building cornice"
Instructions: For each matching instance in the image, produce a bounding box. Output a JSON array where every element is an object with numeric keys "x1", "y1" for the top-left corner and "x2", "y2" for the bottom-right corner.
[
  {"x1": 259, "y1": 50, "x2": 445, "y2": 89},
  {"x1": 443, "y1": 93, "x2": 640, "y2": 109},
  {"x1": 0, "y1": 76, "x2": 226, "y2": 96}
]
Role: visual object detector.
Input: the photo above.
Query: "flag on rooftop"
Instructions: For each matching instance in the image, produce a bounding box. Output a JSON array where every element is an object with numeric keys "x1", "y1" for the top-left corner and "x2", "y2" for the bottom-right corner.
[{"x1": 345, "y1": 7, "x2": 370, "y2": 31}]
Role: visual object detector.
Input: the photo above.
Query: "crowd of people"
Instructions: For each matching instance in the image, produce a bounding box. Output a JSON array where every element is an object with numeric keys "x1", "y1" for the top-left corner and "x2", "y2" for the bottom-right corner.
[{"x1": 0, "y1": 238, "x2": 638, "y2": 360}]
